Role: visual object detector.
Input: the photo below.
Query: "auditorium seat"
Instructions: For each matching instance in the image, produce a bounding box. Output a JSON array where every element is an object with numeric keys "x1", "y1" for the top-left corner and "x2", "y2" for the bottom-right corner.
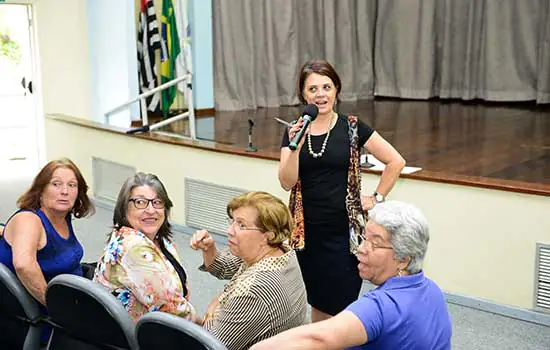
[
  {"x1": 45, "y1": 274, "x2": 137, "y2": 350},
  {"x1": 0, "y1": 262, "x2": 43, "y2": 350},
  {"x1": 136, "y1": 311, "x2": 227, "y2": 350}
]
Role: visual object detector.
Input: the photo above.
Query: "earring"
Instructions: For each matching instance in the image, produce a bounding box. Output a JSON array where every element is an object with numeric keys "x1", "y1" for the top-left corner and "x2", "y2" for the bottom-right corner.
[{"x1": 397, "y1": 268, "x2": 404, "y2": 277}]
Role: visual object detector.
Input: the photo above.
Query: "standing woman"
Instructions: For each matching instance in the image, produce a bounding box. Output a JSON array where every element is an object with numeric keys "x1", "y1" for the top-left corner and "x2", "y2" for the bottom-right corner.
[{"x1": 279, "y1": 59, "x2": 405, "y2": 322}]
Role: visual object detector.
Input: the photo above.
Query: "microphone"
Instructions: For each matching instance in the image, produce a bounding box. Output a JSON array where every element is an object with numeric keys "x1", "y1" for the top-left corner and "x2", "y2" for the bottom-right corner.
[
  {"x1": 289, "y1": 104, "x2": 319, "y2": 151},
  {"x1": 246, "y1": 118, "x2": 257, "y2": 152}
]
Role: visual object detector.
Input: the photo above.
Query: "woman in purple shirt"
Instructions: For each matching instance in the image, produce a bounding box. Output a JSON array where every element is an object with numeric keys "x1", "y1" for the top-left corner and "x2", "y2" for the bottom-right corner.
[{"x1": 251, "y1": 200, "x2": 452, "y2": 350}]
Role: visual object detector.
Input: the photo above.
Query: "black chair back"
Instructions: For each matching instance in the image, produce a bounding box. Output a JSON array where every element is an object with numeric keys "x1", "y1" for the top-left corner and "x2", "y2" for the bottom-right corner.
[
  {"x1": 0, "y1": 262, "x2": 43, "y2": 350},
  {"x1": 136, "y1": 312, "x2": 227, "y2": 350},
  {"x1": 45, "y1": 274, "x2": 137, "y2": 350}
]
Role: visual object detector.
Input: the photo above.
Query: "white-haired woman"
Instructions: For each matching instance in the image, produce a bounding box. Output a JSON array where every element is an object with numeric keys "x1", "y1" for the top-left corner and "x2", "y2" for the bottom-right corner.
[{"x1": 251, "y1": 201, "x2": 452, "y2": 350}]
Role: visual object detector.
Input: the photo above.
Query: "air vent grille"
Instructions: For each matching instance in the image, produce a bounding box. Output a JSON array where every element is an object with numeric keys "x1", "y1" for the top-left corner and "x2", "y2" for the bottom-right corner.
[
  {"x1": 535, "y1": 243, "x2": 550, "y2": 313},
  {"x1": 185, "y1": 179, "x2": 246, "y2": 236}
]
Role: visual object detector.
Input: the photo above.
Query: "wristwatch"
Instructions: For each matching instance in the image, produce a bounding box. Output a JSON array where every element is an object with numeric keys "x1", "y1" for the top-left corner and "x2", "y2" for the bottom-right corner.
[{"x1": 373, "y1": 191, "x2": 385, "y2": 203}]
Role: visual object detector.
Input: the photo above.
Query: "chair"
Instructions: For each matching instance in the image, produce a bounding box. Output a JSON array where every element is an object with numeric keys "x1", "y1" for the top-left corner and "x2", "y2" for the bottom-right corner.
[
  {"x1": 80, "y1": 262, "x2": 97, "y2": 280},
  {"x1": 45, "y1": 274, "x2": 138, "y2": 350},
  {"x1": 0, "y1": 262, "x2": 43, "y2": 350},
  {"x1": 136, "y1": 311, "x2": 227, "y2": 350}
]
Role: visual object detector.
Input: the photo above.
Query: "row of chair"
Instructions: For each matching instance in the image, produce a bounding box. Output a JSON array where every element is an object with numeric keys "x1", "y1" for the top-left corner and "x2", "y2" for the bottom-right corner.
[{"x1": 0, "y1": 263, "x2": 227, "y2": 350}]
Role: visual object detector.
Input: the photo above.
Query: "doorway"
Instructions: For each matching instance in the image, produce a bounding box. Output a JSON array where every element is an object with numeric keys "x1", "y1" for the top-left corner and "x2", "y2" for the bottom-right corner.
[{"x1": 0, "y1": 3, "x2": 41, "y2": 178}]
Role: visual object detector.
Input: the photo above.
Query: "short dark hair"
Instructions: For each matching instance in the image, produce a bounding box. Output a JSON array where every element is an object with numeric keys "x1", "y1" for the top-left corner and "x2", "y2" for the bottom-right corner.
[
  {"x1": 296, "y1": 59, "x2": 342, "y2": 105},
  {"x1": 17, "y1": 158, "x2": 94, "y2": 218},
  {"x1": 113, "y1": 172, "x2": 174, "y2": 239}
]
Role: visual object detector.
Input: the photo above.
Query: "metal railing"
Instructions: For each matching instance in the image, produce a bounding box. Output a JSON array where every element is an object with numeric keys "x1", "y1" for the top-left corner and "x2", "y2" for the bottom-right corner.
[{"x1": 104, "y1": 74, "x2": 196, "y2": 140}]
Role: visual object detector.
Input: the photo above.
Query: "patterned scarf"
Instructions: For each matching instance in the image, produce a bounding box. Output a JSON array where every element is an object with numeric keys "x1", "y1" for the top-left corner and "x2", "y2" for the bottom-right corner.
[{"x1": 289, "y1": 115, "x2": 366, "y2": 252}]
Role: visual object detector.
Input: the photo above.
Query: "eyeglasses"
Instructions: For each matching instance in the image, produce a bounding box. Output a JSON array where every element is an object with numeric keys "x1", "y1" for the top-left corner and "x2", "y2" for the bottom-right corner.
[
  {"x1": 49, "y1": 181, "x2": 78, "y2": 191},
  {"x1": 359, "y1": 233, "x2": 393, "y2": 251},
  {"x1": 129, "y1": 198, "x2": 165, "y2": 209},
  {"x1": 226, "y1": 218, "x2": 263, "y2": 233}
]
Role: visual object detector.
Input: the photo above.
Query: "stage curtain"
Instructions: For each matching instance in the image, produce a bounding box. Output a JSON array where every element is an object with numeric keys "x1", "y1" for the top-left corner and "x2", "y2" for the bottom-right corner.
[
  {"x1": 213, "y1": 0, "x2": 550, "y2": 110},
  {"x1": 212, "y1": 0, "x2": 377, "y2": 110}
]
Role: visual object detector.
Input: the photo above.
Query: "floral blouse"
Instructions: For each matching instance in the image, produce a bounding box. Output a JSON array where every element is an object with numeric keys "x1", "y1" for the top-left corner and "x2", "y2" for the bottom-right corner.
[{"x1": 93, "y1": 226, "x2": 195, "y2": 322}]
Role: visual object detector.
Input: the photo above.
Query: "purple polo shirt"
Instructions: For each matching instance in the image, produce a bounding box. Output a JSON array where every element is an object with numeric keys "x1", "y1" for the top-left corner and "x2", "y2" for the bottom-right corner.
[{"x1": 345, "y1": 271, "x2": 452, "y2": 350}]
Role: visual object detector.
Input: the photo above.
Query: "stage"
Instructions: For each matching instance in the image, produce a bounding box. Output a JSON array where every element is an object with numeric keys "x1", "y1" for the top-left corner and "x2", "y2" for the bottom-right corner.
[{"x1": 156, "y1": 98, "x2": 550, "y2": 195}]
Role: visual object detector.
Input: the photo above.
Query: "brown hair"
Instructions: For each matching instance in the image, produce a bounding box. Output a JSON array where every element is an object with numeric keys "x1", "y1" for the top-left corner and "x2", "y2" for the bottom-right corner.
[
  {"x1": 296, "y1": 59, "x2": 342, "y2": 105},
  {"x1": 17, "y1": 158, "x2": 94, "y2": 218},
  {"x1": 227, "y1": 191, "x2": 294, "y2": 247}
]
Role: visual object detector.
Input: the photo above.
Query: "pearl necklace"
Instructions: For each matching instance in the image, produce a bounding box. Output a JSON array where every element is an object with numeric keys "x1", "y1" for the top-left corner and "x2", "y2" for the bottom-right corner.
[{"x1": 307, "y1": 113, "x2": 337, "y2": 159}]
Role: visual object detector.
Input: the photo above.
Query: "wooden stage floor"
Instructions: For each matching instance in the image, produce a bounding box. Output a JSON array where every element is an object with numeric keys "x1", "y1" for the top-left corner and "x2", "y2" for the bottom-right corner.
[{"x1": 156, "y1": 99, "x2": 550, "y2": 195}]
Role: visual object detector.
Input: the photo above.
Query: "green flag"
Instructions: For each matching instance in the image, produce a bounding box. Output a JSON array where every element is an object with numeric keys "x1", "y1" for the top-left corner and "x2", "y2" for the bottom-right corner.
[{"x1": 160, "y1": 0, "x2": 181, "y2": 118}]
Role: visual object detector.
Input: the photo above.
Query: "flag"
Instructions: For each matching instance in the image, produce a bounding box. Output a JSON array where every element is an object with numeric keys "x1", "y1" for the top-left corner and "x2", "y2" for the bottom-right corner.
[
  {"x1": 137, "y1": 0, "x2": 162, "y2": 112},
  {"x1": 173, "y1": 0, "x2": 193, "y2": 93},
  {"x1": 160, "y1": 0, "x2": 181, "y2": 118}
]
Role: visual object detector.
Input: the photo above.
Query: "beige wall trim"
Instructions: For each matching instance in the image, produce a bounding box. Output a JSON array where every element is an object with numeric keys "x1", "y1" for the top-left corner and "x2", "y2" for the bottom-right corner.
[{"x1": 444, "y1": 293, "x2": 550, "y2": 327}]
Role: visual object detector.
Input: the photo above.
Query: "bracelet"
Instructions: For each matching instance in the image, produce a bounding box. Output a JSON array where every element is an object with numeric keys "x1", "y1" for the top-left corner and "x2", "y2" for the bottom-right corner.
[{"x1": 370, "y1": 196, "x2": 377, "y2": 207}]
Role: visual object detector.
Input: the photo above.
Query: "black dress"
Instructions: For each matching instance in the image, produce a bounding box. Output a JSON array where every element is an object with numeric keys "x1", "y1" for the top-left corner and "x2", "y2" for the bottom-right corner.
[{"x1": 281, "y1": 114, "x2": 373, "y2": 315}]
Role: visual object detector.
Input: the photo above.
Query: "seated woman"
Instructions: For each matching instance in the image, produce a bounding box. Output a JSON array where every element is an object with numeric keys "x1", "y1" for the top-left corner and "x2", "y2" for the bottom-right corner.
[
  {"x1": 0, "y1": 158, "x2": 94, "y2": 341},
  {"x1": 250, "y1": 201, "x2": 452, "y2": 350},
  {"x1": 93, "y1": 172, "x2": 195, "y2": 322},
  {"x1": 190, "y1": 191, "x2": 307, "y2": 350}
]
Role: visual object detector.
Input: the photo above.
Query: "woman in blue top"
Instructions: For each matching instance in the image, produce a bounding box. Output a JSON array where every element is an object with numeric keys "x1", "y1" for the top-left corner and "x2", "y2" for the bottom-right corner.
[{"x1": 0, "y1": 158, "x2": 94, "y2": 340}]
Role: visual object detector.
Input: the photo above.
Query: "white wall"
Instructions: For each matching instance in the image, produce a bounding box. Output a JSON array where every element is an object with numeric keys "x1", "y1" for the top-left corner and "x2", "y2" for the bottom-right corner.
[
  {"x1": 34, "y1": 0, "x2": 91, "y2": 119},
  {"x1": 45, "y1": 117, "x2": 550, "y2": 310},
  {"x1": 33, "y1": 0, "x2": 139, "y2": 125},
  {"x1": 86, "y1": 0, "x2": 139, "y2": 126}
]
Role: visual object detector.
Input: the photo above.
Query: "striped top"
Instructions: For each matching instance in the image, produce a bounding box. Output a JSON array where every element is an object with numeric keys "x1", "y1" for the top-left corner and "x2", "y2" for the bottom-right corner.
[{"x1": 202, "y1": 245, "x2": 307, "y2": 350}]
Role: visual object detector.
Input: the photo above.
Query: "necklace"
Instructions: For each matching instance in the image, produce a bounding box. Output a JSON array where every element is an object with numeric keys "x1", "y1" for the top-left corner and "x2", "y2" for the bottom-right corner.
[{"x1": 307, "y1": 112, "x2": 337, "y2": 158}]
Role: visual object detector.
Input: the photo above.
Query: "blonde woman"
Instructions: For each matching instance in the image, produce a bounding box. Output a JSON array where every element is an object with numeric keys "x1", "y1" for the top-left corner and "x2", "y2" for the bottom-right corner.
[{"x1": 190, "y1": 191, "x2": 307, "y2": 350}]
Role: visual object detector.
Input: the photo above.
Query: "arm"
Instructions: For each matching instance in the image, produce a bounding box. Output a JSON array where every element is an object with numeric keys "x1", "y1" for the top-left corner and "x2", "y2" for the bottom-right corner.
[
  {"x1": 278, "y1": 119, "x2": 305, "y2": 191},
  {"x1": 9, "y1": 212, "x2": 48, "y2": 305},
  {"x1": 191, "y1": 229, "x2": 242, "y2": 280},
  {"x1": 203, "y1": 249, "x2": 242, "y2": 280},
  {"x1": 201, "y1": 245, "x2": 218, "y2": 271},
  {"x1": 361, "y1": 131, "x2": 406, "y2": 209},
  {"x1": 121, "y1": 242, "x2": 195, "y2": 320},
  {"x1": 250, "y1": 311, "x2": 368, "y2": 350},
  {"x1": 278, "y1": 148, "x2": 300, "y2": 191},
  {"x1": 204, "y1": 293, "x2": 271, "y2": 350}
]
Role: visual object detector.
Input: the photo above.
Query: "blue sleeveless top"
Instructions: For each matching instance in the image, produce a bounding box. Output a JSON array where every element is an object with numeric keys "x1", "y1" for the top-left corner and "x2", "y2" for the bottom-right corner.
[
  {"x1": 0, "y1": 209, "x2": 83, "y2": 281},
  {"x1": 0, "y1": 209, "x2": 84, "y2": 343}
]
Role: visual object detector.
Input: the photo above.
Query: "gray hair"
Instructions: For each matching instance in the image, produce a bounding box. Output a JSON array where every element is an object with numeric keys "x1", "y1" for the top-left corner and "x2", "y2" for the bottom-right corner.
[
  {"x1": 368, "y1": 201, "x2": 429, "y2": 274},
  {"x1": 113, "y1": 172, "x2": 174, "y2": 239}
]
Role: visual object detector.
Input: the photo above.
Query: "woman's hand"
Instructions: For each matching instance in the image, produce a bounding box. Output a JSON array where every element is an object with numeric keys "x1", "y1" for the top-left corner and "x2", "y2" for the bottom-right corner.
[
  {"x1": 201, "y1": 292, "x2": 221, "y2": 325},
  {"x1": 206, "y1": 293, "x2": 221, "y2": 313},
  {"x1": 190, "y1": 229, "x2": 215, "y2": 252},
  {"x1": 287, "y1": 117, "x2": 307, "y2": 150},
  {"x1": 190, "y1": 229, "x2": 218, "y2": 270},
  {"x1": 360, "y1": 195, "x2": 376, "y2": 212}
]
